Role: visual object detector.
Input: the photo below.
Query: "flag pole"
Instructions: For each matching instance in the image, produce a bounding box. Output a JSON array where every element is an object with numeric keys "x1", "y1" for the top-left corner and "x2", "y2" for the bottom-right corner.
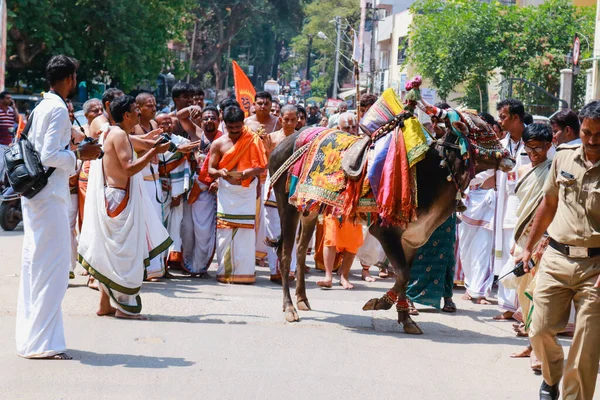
[
  {"x1": 352, "y1": 28, "x2": 362, "y2": 122},
  {"x1": 355, "y1": 61, "x2": 361, "y2": 122}
]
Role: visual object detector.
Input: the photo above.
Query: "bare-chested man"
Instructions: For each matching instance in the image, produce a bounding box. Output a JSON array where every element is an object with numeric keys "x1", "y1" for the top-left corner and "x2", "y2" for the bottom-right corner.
[
  {"x1": 81, "y1": 98, "x2": 103, "y2": 136},
  {"x1": 80, "y1": 89, "x2": 161, "y2": 289},
  {"x1": 134, "y1": 92, "x2": 158, "y2": 135},
  {"x1": 78, "y1": 95, "x2": 171, "y2": 320},
  {"x1": 169, "y1": 82, "x2": 195, "y2": 138},
  {"x1": 208, "y1": 106, "x2": 267, "y2": 283},
  {"x1": 245, "y1": 91, "x2": 281, "y2": 136},
  {"x1": 176, "y1": 104, "x2": 203, "y2": 141},
  {"x1": 218, "y1": 98, "x2": 240, "y2": 135},
  {"x1": 261, "y1": 105, "x2": 300, "y2": 282},
  {"x1": 245, "y1": 91, "x2": 281, "y2": 263}
]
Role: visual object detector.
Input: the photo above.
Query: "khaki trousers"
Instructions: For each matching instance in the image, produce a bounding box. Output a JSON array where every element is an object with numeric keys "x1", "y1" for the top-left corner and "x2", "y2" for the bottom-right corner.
[{"x1": 529, "y1": 246, "x2": 600, "y2": 400}]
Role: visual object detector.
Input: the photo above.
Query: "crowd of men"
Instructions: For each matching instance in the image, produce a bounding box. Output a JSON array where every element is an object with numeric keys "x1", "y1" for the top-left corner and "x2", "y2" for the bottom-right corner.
[{"x1": 11, "y1": 55, "x2": 600, "y2": 400}]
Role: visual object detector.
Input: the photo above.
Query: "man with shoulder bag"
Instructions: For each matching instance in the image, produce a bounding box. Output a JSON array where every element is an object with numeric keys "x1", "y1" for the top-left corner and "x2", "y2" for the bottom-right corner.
[
  {"x1": 519, "y1": 100, "x2": 600, "y2": 400},
  {"x1": 13, "y1": 55, "x2": 102, "y2": 360}
]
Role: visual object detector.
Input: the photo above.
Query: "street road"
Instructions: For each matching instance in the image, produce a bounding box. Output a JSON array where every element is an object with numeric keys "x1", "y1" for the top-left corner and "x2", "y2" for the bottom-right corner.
[{"x1": 0, "y1": 228, "x2": 595, "y2": 399}]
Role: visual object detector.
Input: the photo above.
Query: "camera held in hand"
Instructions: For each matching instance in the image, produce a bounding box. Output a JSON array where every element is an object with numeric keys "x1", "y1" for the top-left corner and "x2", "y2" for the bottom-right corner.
[
  {"x1": 154, "y1": 133, "x2": 178, "y2": 152},
  {"x1": 79, "y1": 136, "x2": 103, "y2": 159},
  {"x1": 155, "y1": 133, "x2": 172, "y2": 146}
]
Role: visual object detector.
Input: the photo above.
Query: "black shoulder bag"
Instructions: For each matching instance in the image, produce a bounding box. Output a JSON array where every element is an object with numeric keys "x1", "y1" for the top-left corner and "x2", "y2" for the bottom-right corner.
[{"x1": 3, "y1": 111, "x2": 57, "y2": 199}]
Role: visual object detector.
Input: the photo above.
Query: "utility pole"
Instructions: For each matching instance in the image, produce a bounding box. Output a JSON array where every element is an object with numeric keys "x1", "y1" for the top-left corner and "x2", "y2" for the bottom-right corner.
[
  {"x1": 591, "y1": 0, "x2": 600, "y2": 101},
  {"x1": 333, "y1": 16, "x2": 341, "y2": 99},
  {"x1": 368, "y1": 3, "x2": 376, "y2": 93},
  {"x1": 306, "y1": 34, "x2": 313, "y2": 81}
]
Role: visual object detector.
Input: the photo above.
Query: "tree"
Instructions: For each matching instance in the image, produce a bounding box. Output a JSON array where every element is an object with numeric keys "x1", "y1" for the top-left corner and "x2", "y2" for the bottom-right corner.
[
  {"x1": 7, "y1": 0, "x2": 192, "y2": 91},
  {"x1": 186, "y1": 0, "x2": 303, "y2": 90},
  {"x1": 408, "y1": 0, "x2": 504, "y2": 109},
  {"x1": 408, "y1": 0, "x2": 596, "y2": 111},
  {"x1": 282, "y1": 0, "x2": 360, "y2": 98}
]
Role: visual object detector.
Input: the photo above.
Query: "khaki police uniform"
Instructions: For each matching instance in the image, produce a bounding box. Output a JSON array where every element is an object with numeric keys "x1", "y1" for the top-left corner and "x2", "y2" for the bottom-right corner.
[{"x1": 529, "y1": 144, "x2": 600, "y2": 400}]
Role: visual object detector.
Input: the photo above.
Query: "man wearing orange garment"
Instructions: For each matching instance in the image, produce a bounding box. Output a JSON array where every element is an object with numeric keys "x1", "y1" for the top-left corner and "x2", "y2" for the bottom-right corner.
[
  {"x1": 317, "y1": 112, "x2": 363, "y2": 290},
  {"x1": 208, "y1": 106, "x2": 267, "y2": 284}
]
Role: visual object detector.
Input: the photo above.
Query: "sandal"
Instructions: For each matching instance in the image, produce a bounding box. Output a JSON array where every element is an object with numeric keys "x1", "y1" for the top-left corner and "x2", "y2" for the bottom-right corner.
[
  {"x1": 441, "y1": 298, "x2": 457, "y2": 313},
  {"x1": 408, "y1": 301, "x2": 419, "y2": 316}
]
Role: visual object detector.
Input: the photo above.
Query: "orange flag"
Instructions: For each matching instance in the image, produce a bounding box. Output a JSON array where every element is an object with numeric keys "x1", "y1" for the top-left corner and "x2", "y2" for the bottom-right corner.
[{"x1": 232, "y1": 60, "x2": 256, "y2": 116}]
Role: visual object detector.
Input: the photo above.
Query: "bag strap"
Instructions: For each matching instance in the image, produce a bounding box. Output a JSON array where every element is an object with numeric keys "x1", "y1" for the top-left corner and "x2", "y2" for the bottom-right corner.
[{"x1": 18, "y1": 110, "x2": 34, "y2": 141}]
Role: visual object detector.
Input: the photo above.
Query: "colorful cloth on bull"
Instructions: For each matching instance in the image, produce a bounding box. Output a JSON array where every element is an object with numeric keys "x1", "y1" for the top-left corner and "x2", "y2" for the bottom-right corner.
[
  {"x1": 288, "y1": 127, "x2": 328, "y2": 198},
  {"x1": 291, "y1": 129, "x2": 376, "y2": 217},
  {"x1": 360, "y1": 88, "x2": 405, "y2": 136},
  {"x1": 406, "y1": 214, "x2": 457, "y2": 309}
]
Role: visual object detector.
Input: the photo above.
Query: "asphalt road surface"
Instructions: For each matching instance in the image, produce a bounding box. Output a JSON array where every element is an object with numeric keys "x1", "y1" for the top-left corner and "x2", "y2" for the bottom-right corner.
[{"x1": 0, "y1": 228, "x2": 595, "y2": 399}]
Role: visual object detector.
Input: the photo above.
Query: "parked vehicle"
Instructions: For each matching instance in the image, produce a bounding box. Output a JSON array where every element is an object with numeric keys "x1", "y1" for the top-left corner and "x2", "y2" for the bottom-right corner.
[{"x1": 0, "y1": 186, "x2": 22, "y2": 231}]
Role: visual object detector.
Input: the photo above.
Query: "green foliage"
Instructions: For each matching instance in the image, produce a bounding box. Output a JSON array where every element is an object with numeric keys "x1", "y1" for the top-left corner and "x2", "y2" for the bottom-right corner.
[
  {"x1": 409, "y1": 0, "x2": 503, "y2": 102},
  {"x1": 282, "y1": 0, "x2": 361, "y2": 98},
  {"x1": 187, "y1": 0, "x2": 303, "y2": 89},
  {"x1": 409, "y1": 0, "x2": 596, "y2": 111},
  {"x1": 7, "y1": 0, "x2": 192, "y2": 91}
]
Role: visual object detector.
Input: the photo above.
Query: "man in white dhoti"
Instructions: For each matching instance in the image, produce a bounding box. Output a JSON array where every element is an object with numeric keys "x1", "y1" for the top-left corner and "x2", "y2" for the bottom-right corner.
[
  {"x1": 78, "y1": 95, "x2": 171, "y2": 319},
  {"x1": 458, "y1": 170, "x2": 496, "y2": 304},
  {"x1": 155, "y1": 113, "x2": 192, "y2": 271},
  {"x1": 16, "y1": 56, "x2": 102, "y2": 359},
  {"x1": 180, "y1": 105, "x2": 222, "y2": 277},
  {"x1": 133, "y1": 93, "x2": 168, "y2": 280},
  {"x1": 208, "y1": 106, "x2": 267, "y2": 284},
  {"x1": 356, "y1": 227, "x2": 387, "y2": 282},
  {"x1": 494, "y1": 99, "x2": 532, "y2": 320},
  {"x1": 261, "y1": 105, "x2": 299, "y2": 282},
  {"x1": 67, "y1": 103, "x2": 85, "y2": 279}
]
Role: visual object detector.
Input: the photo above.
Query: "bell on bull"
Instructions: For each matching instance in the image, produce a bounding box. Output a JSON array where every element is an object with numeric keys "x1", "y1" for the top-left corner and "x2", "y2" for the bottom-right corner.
[{"x1": 267, "y1": 83, "x2": 515, "y2": 334}]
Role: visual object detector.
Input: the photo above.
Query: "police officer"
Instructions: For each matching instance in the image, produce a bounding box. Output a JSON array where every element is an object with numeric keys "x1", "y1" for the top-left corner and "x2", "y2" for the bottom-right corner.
[{"x1": 519, "y1": 100, "x2": 600, "y2": 400}]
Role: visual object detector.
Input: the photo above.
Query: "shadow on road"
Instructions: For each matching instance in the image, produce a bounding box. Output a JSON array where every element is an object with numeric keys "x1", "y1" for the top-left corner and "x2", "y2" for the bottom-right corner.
[
  {"x1": 146, "y1": 312, "x2": 266, "y2": 324},
  {"x1": 69, "y1": 350, "x2": 195, "y2": 368}
]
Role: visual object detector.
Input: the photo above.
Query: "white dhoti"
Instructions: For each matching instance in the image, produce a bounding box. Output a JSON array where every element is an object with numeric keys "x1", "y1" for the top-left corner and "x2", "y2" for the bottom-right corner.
[
  {"x1": 16, "y1": 195, "x2": 70, "y2": 358},
  {"x1": 182, "y1": 200, "x2": 194, "y2": 270},
  {"x1": 78, "y1": 159, "x2": 171, "y2": 315},
  {"x1": 216, "y1": 178, "x2": 257, "y2": 284},
  {"x1": 159, "y1": 142, "x2": 191, "y2": 266},
  {"x1": 68, "y1": 192, "x2": 79, "y2": 275},
  {"x1": 164, "y1": 198, "x2": 184, "y2": 265},
  {"x1": 497, "y1": 228, "x2": 518, "y2": 312},
  {"x1": 255, "y1": 189, "x2": 269, "y2": 261},
  {"x1": 184, "y1": 187, "x2": 217, "y2": 274},
  {"x1": 142, "y1": 164, "x2": 165, "y2": 279},
  {"x1": 458, "y1": 188, "x2": 495, "y2": 298},
  {"x1": 356, "y1": 227, "x2": 386, "y2": 267},
  {"x1": 263, "y1": 175, "x2": 296, "y2": 277}
]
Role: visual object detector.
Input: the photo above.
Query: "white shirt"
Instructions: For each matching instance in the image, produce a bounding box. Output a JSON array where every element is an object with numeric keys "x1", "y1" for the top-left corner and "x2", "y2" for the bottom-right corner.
[{"x1": 25, "y1": 92, "x2": 76, "y2": 203}]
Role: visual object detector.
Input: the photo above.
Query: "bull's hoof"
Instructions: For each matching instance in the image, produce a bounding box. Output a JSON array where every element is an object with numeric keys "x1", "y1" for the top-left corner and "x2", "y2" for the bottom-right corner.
[
  {"x1": 362, "y1": 298, "x2": 378, "y2": 311},
  {"x1": 297, "y1": 299, "x2": 311, "y2": 311},
  {"x1": 363, "y1": 298, "x2": 394, "y2": 311},
  {"x1": 284, "y1": 306, "x2": 300, "y2": 323},
  {"x1": 401, "y1": 318, "x2": 424, "y2": 335}
]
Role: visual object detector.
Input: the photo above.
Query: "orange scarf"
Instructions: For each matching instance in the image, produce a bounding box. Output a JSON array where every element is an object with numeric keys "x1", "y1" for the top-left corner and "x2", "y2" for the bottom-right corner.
[{"x1": 218, "y1": 126, "x2": 267, "y2": 187}]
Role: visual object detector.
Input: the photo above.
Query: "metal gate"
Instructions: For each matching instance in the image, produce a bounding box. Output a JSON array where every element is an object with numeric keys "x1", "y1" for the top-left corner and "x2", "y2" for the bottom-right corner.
[{"x1": 498, "y1": 78, "x2": 567, "y2": 117}]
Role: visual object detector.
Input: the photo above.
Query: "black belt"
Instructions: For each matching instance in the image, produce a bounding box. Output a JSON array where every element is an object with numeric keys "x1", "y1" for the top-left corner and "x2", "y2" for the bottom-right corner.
[{"x1": 549, "y1": 238, "x2": 600, "y2": 258}]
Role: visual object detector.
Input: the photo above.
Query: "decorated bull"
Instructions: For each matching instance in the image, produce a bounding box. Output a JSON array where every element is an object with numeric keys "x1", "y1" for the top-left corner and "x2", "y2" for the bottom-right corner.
[{"x1": 268, "y1": 80, "x2": 515, "y2": 334}]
